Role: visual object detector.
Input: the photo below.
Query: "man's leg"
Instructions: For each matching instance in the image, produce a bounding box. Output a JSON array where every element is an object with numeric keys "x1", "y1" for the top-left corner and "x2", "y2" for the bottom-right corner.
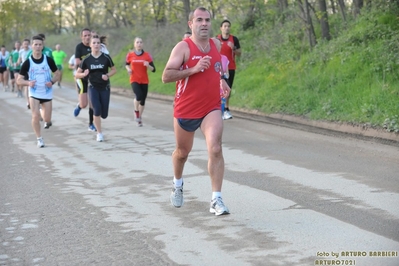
[
  {"x1": 223, "y1": 70, "x2": 235, "y2": 120},
  {"x1": 200, "y1": 109, "x2": 230, "y2": 215},
  {"x1": 58, "y1": 69, "x2": 63, "y2": 87},
  {"x1": 74, "y1": 79, "x2": 88, "y2": 117},
  {"x1": 200, "y1": 110, "x2": 225, "y2": 192},
  {"x1": 24, "y1": 86, "x2": 30, "y2": 108},
  {"x1": 41, "y1": 100, "x2": 52, "y2": 128},
  {"x1": 3, "y1": 70, "x2": 9, "y2": 90},
  {"x1": 29, "y1": 98, "x2": 42, "y2": 138},
  {"x1": 173, "y1": 118, "x2": 195, "y2": 179},
  {"x1": 170, "y1": 118, "x2": 195, "y2": 207},
  {"x1": 78, "y1": 92, "x2": 88, "y2": 108}
]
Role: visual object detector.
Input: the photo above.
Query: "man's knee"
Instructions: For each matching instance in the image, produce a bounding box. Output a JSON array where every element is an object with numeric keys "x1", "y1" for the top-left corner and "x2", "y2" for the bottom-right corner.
[
  {"x1": 32, "y1": 112, "x2": 41, "y2": 121},
  {"x1": 173, "y1": 149, "x2": 190, "y2": 161},
  {"x1": 209, "y1": 142, "x2": 223, "y2": 156}
]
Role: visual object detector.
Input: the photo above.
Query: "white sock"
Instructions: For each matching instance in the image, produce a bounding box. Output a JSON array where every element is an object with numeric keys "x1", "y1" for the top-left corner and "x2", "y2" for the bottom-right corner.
[
  {"x1": 173, "y1": 177, "x2": 183, "y2": 188},
  {"x1": 212, "y1": 192, "x2": 222, "y2": 200}
]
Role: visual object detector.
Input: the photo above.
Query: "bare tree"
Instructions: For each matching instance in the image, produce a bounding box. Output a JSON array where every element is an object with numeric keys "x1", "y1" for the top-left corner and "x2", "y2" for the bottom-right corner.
[
  {"x1": 297, "y1": 0, "x2": 317, "y2": 48},
  {"x1": 182, "y1": 0, "x2": 191, "y2": 21},
  {"x1": 243, "y1": 0, "x2": 256, "y2": 30},
  {"x1": 353, "y1": 0, "x2": 363, "y2": 17},
  {"x1": 153, "y1": 0, "x2": 167, "y2": 27},
  {"x1": 82, "y1": 0, "x2": 92, "y2": 28},
  {"x1": 329, "y1": 0, "x2": 336, "y2": 13},
  {"x1": 278, "y1": 0, "x2": 289, "y2": 23},
  {"x1": 337, "y1": 0, "x2": 347, "y2": 22},
  {"x1": 318, "y1": 0, "x2": 331, "y2": 40}
]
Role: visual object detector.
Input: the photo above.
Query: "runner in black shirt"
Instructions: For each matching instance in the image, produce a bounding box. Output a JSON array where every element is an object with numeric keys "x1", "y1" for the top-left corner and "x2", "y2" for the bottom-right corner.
[
  {"x1": 73, "y1": 28, "x2": 97, "y2": 132},
  {"x1": 75, "y1": 36, "x2": 116, "y2": 142}
]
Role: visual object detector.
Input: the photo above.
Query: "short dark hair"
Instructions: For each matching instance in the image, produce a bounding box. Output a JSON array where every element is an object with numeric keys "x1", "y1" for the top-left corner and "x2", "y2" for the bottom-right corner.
[
  {"x1": 81, "y1": 28, "x2": 91, "y2": 35},
  {"x1": 38, "y1": 33, "x2": 45, "y2": 39},
  {"x1": 189, "y1": 7, "x2": 210, "y2": 21},
  {"x1": 32, "y1": 35, "x2": 44, "y2": 42},
  {"x1": 220, "y1": 19, "x2": 231, "y2": 27}
]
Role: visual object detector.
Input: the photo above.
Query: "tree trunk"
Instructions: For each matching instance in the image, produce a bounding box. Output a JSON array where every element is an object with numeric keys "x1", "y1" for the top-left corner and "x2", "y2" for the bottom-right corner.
[
  {"x1": 330, "y1": 0, "x2": 336, "y2": 13},
  {"x1": 57, "y1": 0, "x2": 62, "y2": 34},
  {"x1": 337, "y1": 0, "x2": 347, "y2": 22},
  {"x1": 278, "y1": 0, "x2": 289, "y2": 23},
  {"x1": 243, "y1": 0, "x2": 256, "y2": 30},
  {"x1": 353, "y1": 0, "x2": 363, "y2": 18},
  {"x1": 318, "y1": 0, "x2": 331, "y2": 40},
  {"x1": 154, "y1": 0, "x2": 167, "y2": 28},
  {"x1": 82, "y1": 0, "x2": 91, "y2": 28},
  {"x1": 299, "y1": 0, "x2": 317, "y2": 49},
  {"x1": 182, "y1": 0, "x2": 190, "y2": 21}
]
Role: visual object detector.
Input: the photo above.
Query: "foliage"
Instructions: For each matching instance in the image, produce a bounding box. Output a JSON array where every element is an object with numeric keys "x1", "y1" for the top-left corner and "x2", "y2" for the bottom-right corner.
[{"x1": 7, "y1": 0, "x2": 399, "y2": 132}]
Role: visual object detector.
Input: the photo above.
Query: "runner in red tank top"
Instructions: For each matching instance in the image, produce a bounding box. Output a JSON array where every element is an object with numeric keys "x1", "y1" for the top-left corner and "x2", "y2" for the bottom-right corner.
[
  {"x1": 217, "y1": 19, "x2": 241, "y2": 120},
  {"x1": 162, "y1": 7, "x2": 231, "y2": 216}
]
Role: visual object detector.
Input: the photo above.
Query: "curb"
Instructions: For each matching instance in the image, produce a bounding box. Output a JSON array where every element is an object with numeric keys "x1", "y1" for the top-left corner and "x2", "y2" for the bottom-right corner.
[{"x1": 109, "y1": 86, "x2": 399, "y2": 145}]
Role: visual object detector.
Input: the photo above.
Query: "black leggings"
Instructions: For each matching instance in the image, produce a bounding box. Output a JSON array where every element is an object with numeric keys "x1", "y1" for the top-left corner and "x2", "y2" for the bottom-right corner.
[{"x1": 131, "y1": 82, "x2": 148, "y2": 106}]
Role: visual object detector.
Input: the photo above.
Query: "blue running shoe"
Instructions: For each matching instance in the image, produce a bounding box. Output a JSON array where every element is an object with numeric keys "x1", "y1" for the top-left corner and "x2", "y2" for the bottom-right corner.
[
  {"x1": 88, "y1": 124, "x2": 97, "y2": 132},
  {"x1": 74, "y1": 104, "x2": 81, "y2": 117}
]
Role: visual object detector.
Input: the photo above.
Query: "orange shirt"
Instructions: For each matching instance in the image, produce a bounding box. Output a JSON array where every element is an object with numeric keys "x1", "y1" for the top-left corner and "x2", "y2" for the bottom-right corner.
[
  {"x1": 174, "y1": 38, "x2": 221, "y2": 119},
  {"x1": 125, "y1": 51, "x2": 153, "y2": 84}
]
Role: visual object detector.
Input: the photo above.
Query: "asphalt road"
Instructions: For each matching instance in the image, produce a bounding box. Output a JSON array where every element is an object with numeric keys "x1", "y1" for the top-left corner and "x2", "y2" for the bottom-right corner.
[{"x1": 1, "y1": 84, "x2": 398, "y2": 266}]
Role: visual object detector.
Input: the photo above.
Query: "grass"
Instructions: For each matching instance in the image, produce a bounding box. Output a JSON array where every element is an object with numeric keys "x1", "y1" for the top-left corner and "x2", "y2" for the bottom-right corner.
[{"x1": 55, "y1": 7, "x2": 399, "y2": 133}]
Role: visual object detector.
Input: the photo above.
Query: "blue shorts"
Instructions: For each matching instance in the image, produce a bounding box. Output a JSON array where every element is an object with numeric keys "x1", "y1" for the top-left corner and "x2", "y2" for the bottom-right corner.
[
  {"x1": 88, "y1": 85, "x2": 110, "y2": 118},
  {"x1": 177, "y1": 118, "x2": 204, "y2": 132}
]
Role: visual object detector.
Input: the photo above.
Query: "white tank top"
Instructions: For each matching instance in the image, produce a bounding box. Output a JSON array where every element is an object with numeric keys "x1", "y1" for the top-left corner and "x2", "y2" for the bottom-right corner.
[{"x1": 28, "y1": 55, "x2": 53, "y2": 100}]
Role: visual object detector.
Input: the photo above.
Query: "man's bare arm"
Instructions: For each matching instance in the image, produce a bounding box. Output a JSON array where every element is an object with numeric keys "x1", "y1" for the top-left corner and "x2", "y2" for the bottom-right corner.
[{"x1": 162, "y1": 41, "x2": 208, "y2": 83}]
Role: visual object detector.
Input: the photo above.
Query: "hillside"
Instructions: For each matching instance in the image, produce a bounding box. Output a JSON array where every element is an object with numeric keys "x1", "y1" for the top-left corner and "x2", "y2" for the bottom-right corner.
[{"x1": 56, "y1": 7, "x2": 399, "y2": 133}]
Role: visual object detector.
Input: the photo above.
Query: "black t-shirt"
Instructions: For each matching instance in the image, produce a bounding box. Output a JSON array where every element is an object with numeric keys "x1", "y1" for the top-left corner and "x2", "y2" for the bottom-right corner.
[
  {"x1": 19, "y1": 55, "x2": 58, "y2": 79},
  {"x1": 80, "y1": 53, "x2": 115, "y2": 90},
  {"x1": 75, "y1": 43, "x2": 91, "y2": 81},
  {"x1": 75, "y1": 42, "x2": 91, "y2": 61}
]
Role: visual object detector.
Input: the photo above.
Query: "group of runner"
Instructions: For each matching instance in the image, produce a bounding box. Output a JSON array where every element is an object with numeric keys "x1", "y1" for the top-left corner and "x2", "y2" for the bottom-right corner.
[{"x1": 4, "y1": 6, "x2": 240, "y2": 215}]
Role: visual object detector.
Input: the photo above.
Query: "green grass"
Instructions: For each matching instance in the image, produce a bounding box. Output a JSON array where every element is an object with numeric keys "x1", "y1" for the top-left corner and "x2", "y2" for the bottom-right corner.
[{"x1": 58, "y1": 7, "x2": 399, "y2": 133}]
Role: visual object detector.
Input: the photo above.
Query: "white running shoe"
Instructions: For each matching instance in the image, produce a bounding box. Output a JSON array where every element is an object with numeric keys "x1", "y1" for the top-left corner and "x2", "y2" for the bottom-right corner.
[
  {"x1": 137, "y1": 118, "x2": 143, "y2": 127},
  {"x1": 96, "y1": 133, "x2": 104, "y2": 142},
  {"x1": 37, "y1": 138, "x2": 45, "y2": 148},
  {"x1": 210, "y1": 197, "x2": 230, "y2": 216},
  {"x1": 170, "y1": 186, "x2": 184, "y2": 208},
  {"x1": 223, "y1": 110, "x2": 233, "y2": 120}
]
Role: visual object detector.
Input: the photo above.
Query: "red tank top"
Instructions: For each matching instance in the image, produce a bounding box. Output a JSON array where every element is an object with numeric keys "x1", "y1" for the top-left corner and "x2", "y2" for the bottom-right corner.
[
  {"x1": 217, "y1": 34, "x2": 236, "y2": 70},
  {"x1": 174, "y1": 38, "x2": 221, "y2": 119}
]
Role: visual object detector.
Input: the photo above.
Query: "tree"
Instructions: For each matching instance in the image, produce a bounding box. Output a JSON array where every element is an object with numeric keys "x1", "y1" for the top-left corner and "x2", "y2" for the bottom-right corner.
[
  {"x1": 278, "y1": 0, "x2": 289, "y2": 24},
  {"x1": 182, "y1": 0, "x2": 191, "y2": 21},
  {"x1": 337, "y1": 0, "x2": 347, "y2": 22},
  {"x1": 297, "y1": 0, "x2": 317, "y2": 49},
  {"x1": 318, "y1": 0, "x2": 331, "y2": 40},
  {"x1": 243, "y1": 0, "x2": 257, "y2": 30},
  {"x1": 353, "y1": 0, "x2": 363, "y2": 17},
  {"x1": 153, "y1": 0, "x2": 167, "y2": 27}
]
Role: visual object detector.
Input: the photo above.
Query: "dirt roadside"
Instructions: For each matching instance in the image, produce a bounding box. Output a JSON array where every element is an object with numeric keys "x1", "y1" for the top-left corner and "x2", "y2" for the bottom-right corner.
[{"x1": 109, "y1": 86, "x2": 399, "y2": 146}]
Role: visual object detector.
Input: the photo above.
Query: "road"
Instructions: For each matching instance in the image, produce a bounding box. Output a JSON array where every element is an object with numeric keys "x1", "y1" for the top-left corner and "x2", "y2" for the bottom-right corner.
[{"x1": 1, "y1": 84, "x2": 398, "y2": 266}]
